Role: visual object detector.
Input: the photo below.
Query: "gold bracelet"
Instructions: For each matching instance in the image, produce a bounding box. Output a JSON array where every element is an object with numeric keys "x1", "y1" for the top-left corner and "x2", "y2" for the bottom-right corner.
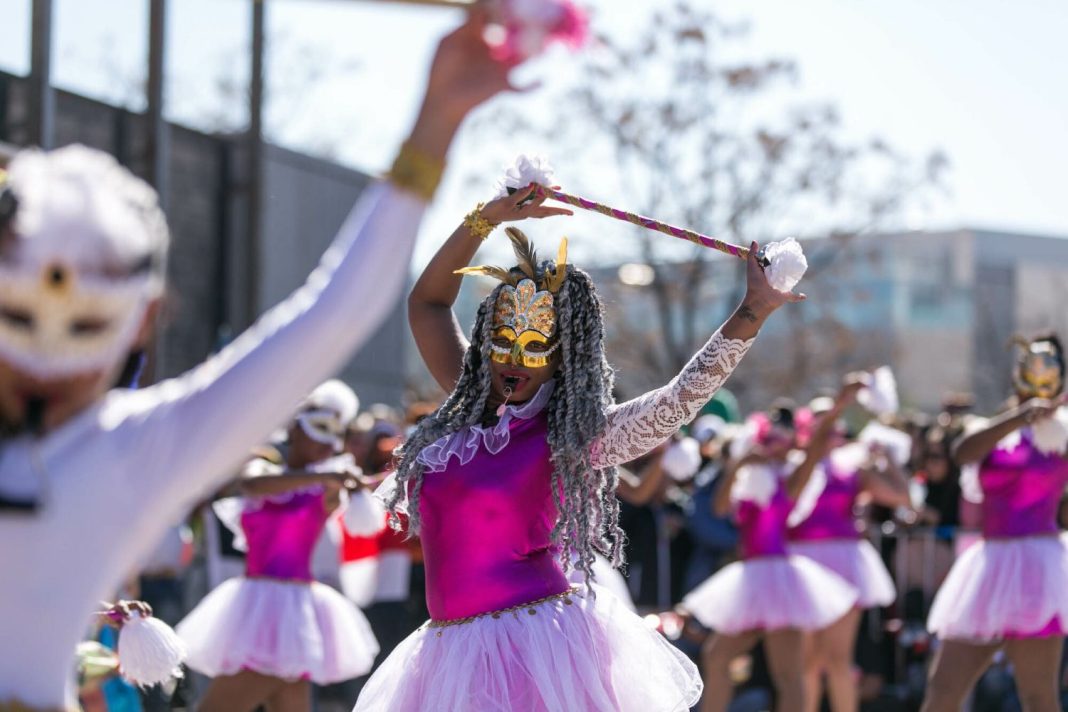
[
  {"x1": 463, "y1": 203, "x2": 498, "y2": 241},
  {"x1": 386, "y1": 142, "x2": 444, "y2": 202}
]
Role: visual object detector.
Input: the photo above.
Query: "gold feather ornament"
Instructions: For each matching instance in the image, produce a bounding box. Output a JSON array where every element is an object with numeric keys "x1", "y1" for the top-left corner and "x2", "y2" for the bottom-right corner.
[{"x1": 454, "y1": 227, "x2": 569, "y2": 295}]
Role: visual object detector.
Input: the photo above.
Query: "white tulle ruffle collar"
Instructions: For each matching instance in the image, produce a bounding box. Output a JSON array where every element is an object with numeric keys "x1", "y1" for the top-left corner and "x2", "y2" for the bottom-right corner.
[{"x1": 416, "y1": 381, "x2": 555, "y2": 474}]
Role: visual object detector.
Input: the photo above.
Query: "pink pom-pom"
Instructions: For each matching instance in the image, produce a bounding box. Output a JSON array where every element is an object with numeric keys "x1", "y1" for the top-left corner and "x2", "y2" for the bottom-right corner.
[
  {"x1": 749, "y1": 412, "x2": 771, "y2": 443},
  {"x1": 490, "y1": 0, "x2": 590, "y2": 64},
  {"x1": 792, "y1": 407, "x2": 815, "y2": 447}
]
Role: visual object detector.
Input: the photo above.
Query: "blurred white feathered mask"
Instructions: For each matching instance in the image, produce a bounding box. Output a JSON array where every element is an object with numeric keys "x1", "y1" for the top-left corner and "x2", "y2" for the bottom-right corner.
[{"x1": 0, "y1": 145, "x2": 168, "y2": 379}]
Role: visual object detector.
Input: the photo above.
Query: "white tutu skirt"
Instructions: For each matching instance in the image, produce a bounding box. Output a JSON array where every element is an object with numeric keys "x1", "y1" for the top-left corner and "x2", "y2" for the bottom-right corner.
[
  {"x1": 568, "y1": 554, "x2": 636, "y2": 612},
  {"x1": 681, "y1": 555, "x2": 857, "y2": 634},
  {"x1": 789, "y1": 538, "x2": 895, "y2": 608},
  {"x1": 176, "y1": 577, "x2": 379, "y2": 683},
  {"x1": 928, "y1": 533, "x2": 1068, "y2": 642},
  {"x1": 353, "y1": 584, "x2": 701, "y2": 712}
]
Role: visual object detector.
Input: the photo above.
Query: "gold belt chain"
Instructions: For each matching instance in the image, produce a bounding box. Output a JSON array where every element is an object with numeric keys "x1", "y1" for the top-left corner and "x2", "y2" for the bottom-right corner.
[{"x1": 427, "y1": 586, "x2": 582, "y2": 635}]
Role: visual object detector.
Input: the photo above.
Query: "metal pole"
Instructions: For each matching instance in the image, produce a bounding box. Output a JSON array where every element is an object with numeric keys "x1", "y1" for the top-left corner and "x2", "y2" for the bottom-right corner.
[
  {"x1": 246, "y1": 0, "x2": 265, "y2": 326},
  {"x1": 894, "y1": 526, "x2": 908, "y2": 686},
  {"x1": 28, "y1": 0, "x2": 54, "y2": 148},
  {"x1": 146, "y1": 0, "x2": 169, "y2": 204},
  {"x1": 144, "y1": 0, "x2": 169, "y2": 382}
]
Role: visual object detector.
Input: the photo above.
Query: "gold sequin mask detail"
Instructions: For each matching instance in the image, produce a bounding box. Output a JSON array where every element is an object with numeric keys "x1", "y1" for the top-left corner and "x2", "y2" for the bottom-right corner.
[
  {"x1": 490, "y1": 279, "x2": 559, "y2": 368},
  {"x1": 455, "y1": 227, "x2": 569, "y2": 369},
  {"x1": 1014, "y1": 339, "x2": 1064, "y2": 400}
]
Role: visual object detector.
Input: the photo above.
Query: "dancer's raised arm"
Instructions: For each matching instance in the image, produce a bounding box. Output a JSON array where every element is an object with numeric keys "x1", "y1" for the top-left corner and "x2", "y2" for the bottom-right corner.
[
  {"x1": 410, "y1": 186, "x2": 572, "y2": 390},
  {"x1": 592, "y1": 244, "x2": 804, "y2": 469},
  {"x1": 784, "y1": 376, "x2": 864, "y2": 500},
  {"x1": 953, "y1": 398, "x2": 1060, "y2": 465},
  {"x1": 114, "y1": 12, "x2": 529, "y2": 510}
]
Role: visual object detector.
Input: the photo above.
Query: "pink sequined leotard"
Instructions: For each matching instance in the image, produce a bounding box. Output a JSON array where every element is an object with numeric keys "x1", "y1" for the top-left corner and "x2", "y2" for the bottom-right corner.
[
  {"x1": 736, "y1": 479, "x2": 793, "y2": 559},
  {"x1": 789, "y1": 462, "x2": 859, "y2": 543},
  {"x1": 978, "y1": 433, "x2": 1068, "y2": 539},
  {"x1": 241, "y1": 488, "x2": 327, "y2": 582}
]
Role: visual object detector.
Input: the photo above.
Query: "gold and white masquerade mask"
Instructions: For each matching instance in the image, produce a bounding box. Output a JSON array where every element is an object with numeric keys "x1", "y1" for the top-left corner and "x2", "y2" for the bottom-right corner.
[
  {"x1": 0, "y1": 146, "x2": 168, "y2": 379},
  {"x1": 456, "y1": 227, "x2": 568, "y2": 369},
  {"x1": 1013, "y1": 338, "x2": 1064, "y2": 400}
]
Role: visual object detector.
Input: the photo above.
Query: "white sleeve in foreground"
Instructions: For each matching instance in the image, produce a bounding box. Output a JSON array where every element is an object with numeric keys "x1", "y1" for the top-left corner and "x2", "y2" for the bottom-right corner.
[{"x1": 108, "y1": 183, "x2": 426, "y2": 511}]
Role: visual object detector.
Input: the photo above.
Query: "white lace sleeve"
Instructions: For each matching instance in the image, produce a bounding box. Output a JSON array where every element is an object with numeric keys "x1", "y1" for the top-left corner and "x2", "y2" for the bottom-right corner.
[{"x1": 591, "y1": 330, "x2": 755, "y2": 469}]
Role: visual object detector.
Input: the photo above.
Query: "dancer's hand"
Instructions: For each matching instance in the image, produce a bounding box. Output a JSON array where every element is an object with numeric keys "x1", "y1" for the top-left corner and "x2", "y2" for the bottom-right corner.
[
  {"x1": 99, "y1": 600, "x2": 153, "y2": 627},
  {"x1": 724, "y1": 241, "x2": 805, "y2": 339},
  {"x1": 408, "y1": 9, "x2": 530, "y2": 161},
  {"x1": 1016, "y1": 397, "x2": 1059, "y2": 424},
  {"x1": 839, "y1": 372, "x2": 867, "y2": 404},
  {"x1": 480, "y1": 184, "x2": 573, "y2": 224},
  {"x1": 739, "y1": 241, "x2": 806, "y2": 320},
  {"x1": 324, "y1": 465, "x2": 367, "y2": 491}
]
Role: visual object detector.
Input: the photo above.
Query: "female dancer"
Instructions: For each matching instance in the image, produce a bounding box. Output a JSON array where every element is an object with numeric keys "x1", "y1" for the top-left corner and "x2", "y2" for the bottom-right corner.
[
  {"x1": 682, "y1": 385, "x2": 862, "y2": 712},
  {"x1": 787, "y1": 406, "x2": 910, "y2": 712},
  {"x1": 177, "y1": 380, "x2": 381, "y2": 711},
  {"x1": 922, "y1": 334, "x2": 1068, "y2": 712},
  {"x1": 0, "y1": 13, "x2": 518, "y2": 710},
  {"x1": 355, "y1": 185, "x2": 802, "y2": 710}
]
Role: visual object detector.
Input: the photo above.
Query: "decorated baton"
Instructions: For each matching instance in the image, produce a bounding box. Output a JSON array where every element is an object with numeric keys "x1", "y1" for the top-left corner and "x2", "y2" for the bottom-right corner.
[
  {"x1": 530, "y1": 184, "x2": 752, "y2": 261},
  {"x1": 496, "y1": 155, "x2": 808, "y2": 292}
]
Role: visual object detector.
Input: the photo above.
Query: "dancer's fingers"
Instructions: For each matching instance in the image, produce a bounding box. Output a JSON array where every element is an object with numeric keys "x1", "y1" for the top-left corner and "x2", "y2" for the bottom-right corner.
[
  {"x1": 746, "y1": 242, "x2": 763, "y2": 274},
  {"x1": 531, "y1": 207, "x2": 573, "y2": 219},
  {"x1": 513, "y1": 184, "x2": 539, "y2": 207}
]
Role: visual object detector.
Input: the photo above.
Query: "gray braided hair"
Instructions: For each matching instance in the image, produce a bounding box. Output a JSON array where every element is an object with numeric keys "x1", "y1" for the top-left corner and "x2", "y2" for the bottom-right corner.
[{"x1": 385, "y1": 260, "x2": 625, "y2": 584}]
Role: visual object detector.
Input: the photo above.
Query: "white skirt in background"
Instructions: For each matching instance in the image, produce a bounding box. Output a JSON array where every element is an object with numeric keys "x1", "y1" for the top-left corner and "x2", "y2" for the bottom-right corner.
[
  {"x1": 176, "y1": 576, "x2": 379, "y2": 684},
  {"x1": 928, "y1": 533, "x2": 1068, "y2": 642},
  {"x1": 789, "y1": 538, "x2": 895, "y2": 608},
  {"x1": 681, "y1": 555, "x2": 857, "y2": 634}
]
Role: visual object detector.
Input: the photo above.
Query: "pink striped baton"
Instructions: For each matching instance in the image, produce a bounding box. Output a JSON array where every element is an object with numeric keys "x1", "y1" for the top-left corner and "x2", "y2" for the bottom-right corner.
[{"x1": 531, "y1": 185, "x2": 754, "y2": 261}]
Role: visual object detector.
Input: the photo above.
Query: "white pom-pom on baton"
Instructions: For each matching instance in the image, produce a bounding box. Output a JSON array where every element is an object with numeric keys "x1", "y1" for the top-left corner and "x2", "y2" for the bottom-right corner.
[
  {"x1": 761, "y1": 237, "x2": 808, "y2": 293},
  {"x1": 660, "y1": 437, "x2": 702, "y2": 482},
  {"x1": 343, "y1": 488, "x2": 388, "y2": 537},
  {"x1": 117, "y1": 613, "x2": 186, "y2": 688},
  {"x1": 494, "y1": 153, "x2": 556, "y2": 199}
]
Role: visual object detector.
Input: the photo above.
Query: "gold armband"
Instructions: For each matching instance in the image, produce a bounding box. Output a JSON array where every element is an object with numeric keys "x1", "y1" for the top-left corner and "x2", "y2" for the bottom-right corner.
[
  {"x1": 463, "y1": 203, "x2": 498, "y2": 241},
  {"x1": 386, "y1": 142, "x2": 444, "y2": 202}
]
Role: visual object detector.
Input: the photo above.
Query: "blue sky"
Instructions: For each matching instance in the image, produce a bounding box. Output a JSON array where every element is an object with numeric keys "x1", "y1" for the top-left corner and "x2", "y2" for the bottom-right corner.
[{"x1": 1, "y1": 0, "x2": 1066, "y2": 267}]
